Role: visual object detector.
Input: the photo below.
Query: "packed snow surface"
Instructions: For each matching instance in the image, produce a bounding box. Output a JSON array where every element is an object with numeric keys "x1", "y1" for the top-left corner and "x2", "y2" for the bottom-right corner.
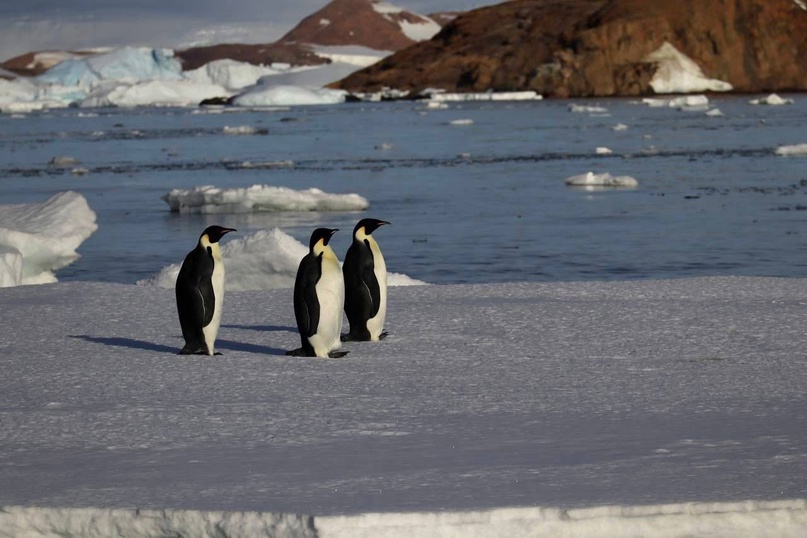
[
  {"x1": 161, "y1": 185, "x2": 370, "y2": 214},
  {"x1": 644, "y1": 42, "x2": 732, "y2": 94},
  {"x1": 564, "y1": 171, "x2": 639, "y2": 188},
  {"x1": 137, "y1": 228, "x2": 426, "y2": 291},
  {"x1": 0, "y1": 191, "x2": 97, "y2": 286},
  {"x1": 1, "y1": 276, "x2": 806, "y2": 537}
]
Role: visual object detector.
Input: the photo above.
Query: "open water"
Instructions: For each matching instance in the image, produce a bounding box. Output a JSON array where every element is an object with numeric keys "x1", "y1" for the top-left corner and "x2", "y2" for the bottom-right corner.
[{"x1": 1, "y1": 95, "x2": 806, "y2": 285}]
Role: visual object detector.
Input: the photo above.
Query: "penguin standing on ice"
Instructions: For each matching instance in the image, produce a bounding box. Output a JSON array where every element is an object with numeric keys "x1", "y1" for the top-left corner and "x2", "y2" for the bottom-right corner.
[
  {"x1": 175, "y1": 225, "x2": 236, "y2": 355},
  {"x1": 342, "y1": 218, "x2": 391, "y2": 342},
  {"x1": 288, "y1": 228, "x2": 348, "y2": 358}
]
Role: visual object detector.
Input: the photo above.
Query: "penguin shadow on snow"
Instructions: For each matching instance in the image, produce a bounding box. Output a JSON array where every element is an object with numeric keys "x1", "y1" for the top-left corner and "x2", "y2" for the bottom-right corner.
[
  {"x1": 69, "y1": 335, "x2": 176, "y2": 354},
  {"x1": 214, "y1": 339, "x2": 287, "y2": 356},
  {"x1": 222, "y1": 324, "x2": 296, "y2": 334}
]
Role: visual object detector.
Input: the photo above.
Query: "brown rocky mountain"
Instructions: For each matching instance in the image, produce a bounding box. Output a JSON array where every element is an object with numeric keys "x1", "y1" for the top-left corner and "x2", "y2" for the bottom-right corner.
[{"x1": 333, "y1": 0, "x2": 807, "y2": 97}]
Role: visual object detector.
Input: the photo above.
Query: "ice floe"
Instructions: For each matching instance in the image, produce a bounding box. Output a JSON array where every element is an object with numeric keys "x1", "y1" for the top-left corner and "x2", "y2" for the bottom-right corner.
[
  {"x1": 232, "y1": 83, "x2": 347, "y2": 107},
  {"x1": 0, "y1": 191, "x2": 97, "y2": 286},
  {"x1": 749, "y1": 93, "x2": 794, "y2": 106},
  {"x1": 161, "y1": 185, "x2": 369, "y2": 214},
  {"x1": 644, "y1": 42, "x2": 732, "y2": 94},
  {"x1": 428, "y1": 91, "x2": 542, "y2": 102},
  {"x1": 642, "y1": 94, "x2": 710, "y2": 110},
  {"x1": 775, "y1": 144, "x2": 807, "y2": 156},
  {"x1": 565, "y1": 172, "x2": 639, "y2": 188},
  {"x1": 138, "y1": 227, "x2": 426, "y2": 291}
]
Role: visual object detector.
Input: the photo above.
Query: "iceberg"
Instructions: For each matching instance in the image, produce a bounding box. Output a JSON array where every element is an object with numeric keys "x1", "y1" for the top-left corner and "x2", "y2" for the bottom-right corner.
[
  {"x1": 161, "y1": 185, "x2": 369, "y2": 214},
  {"x1": 184, "y1": 59, "x2": 285, "y2": 92},
  {"x1": 232, "y1": 83, "x2": 347, "y2": 107},
  {"x1": 428, "y1": 91, "x2": 542, "y2": 102},
  {"x1": 0, "y1": 191, "x2": 98, "y2": 286},
  {"x1": 138, "y1": 228, "x2": 426, "y2": 291},
  {"x1": 78, "y1": 79, "x2": 227, "y2": 108},
  {"x1": 565, "y1": 172, "x2": 639, "y2": 188},
  {"x1": 644, "y1": 42, "x2": 732, "y2": 94},
  {"x1": 38, "y1": 47, "x2": 183, "y2": 86}
]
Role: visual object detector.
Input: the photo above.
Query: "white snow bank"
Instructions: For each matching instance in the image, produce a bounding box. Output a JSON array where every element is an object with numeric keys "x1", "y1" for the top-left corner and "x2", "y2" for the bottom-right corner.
[
  {"x1": 2, "y1": 499, "x2": 805, "y2": 538},
  {"x1": 371, "y1": 2, "x2": 442, "y2": 42},
  {"x1": 232, "y1": 83, "x2": 347, "y2": 107},
  {"x1": 161, "y1": 185, "x2": 369, "y2": 214},
  {"x1": 429, "y1": 91, "x2": 542, "y2": 102},
  {"x1": 565, "y1": 172, "x2": 639, "y2": 188},
  {"x1": 644, "y1": 42, "x2": 732, "y2": 94},
  {"x1": 775, "y1": 144, "x2": 807, "y2": 156},
  {"x1": 749, "y1": 93, "x2": 794, "y2": 105},
  {"x1": 0, "y1": 192, "x2": 97, "y2": 286},
  {"x1": 137, "y1": 228, "x2": 426, "y2": 291},
  {"x1": 311, "y1": 45, "x2": 390, "y2": 68}
]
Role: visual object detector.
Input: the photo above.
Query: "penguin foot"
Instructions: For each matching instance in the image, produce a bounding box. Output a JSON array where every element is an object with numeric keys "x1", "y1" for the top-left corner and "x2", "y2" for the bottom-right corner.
[
  {"x1": 328, "y1": 350, "x2": 349, "y2": 358},
  {"x1": 286, "y1": 347, "x2": 312, "y2": 357},
  {"x1": 378, "y1": 331, "x2": 389, "y2": 340},
  {"x1": 341, "y1": 330, "x2": 370, "y2": 342}
]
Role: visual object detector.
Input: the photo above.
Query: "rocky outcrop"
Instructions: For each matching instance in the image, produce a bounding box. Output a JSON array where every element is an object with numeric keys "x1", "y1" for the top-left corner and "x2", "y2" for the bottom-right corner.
[{"x1": 333, "y1": 0, "x2": 807, "y2": 97}]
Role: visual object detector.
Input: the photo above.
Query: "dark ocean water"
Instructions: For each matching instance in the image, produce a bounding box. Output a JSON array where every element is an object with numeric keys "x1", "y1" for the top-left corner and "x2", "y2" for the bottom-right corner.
[{"x1": 1, "y1": 95, "x2": 806, "y2": 285}]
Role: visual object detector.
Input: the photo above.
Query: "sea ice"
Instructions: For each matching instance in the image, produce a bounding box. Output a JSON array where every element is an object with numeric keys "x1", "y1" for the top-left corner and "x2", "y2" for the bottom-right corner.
[
  {"x1": 0, "y1": 191, "x2": 97, "y2": 286},
  {"x1": 775, "y1": 144, "x2": 807, "y2": 156},
  {"x1": 232, "y1": 83, "x2": 347, "y2": 107},
  {"x1": 569, "y1": 104, "x2": 608, "y2": 113},
  {"x1": 137, "y1": 228, "x2": 426, "y2": 291},
  {"x1": 749, "y1": 93, "x2": 794, "y2": 106},
  {"x1": 565, "y1": 171, "x2": 639, "y2": 188},
  {"x1": 161, "y1": 185, "x2": 370, "y2": 214},
  {"x1": 644, "y1": 42, "x2": 732, "y2": 94},
  {"x1": 428, "y1": 91, "x2": 542, "y2": 102}
]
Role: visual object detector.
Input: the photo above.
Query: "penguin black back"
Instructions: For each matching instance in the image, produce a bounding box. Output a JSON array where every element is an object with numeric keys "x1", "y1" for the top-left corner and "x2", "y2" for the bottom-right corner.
[{"x1": 343, "y1": 218, "x2": 390, "y2": 341}]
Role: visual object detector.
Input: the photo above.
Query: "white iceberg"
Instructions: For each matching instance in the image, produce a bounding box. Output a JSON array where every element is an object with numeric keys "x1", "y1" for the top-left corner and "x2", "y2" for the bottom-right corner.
[
  {"x1": 232, "y1": 83, "x2": 347, "y2": 107},
  {"x1": 184, "y1": 59, "x2": 285, "y2": 92},
  {"x1": 565, "y1": 172, "x2": 639, "y2": 188},
  {"x1": 138, "y1": 227, "x2": 426, "y2": 291},
  {"x1": 645, "y1": 42, "x2": 732, "y2": 94},
  {"x1": 38, "y1": 47, "x2": 183, "y2": 86},
  {"x1": 0, "y1": 191, "x2": 97, "y2": 286},
  {"x1": 429, "y1": 91, "x2": 542, "y2": 102},
  {"x1": 161, "y1": 185, "x2": 369, "y2": 214},
  {"x1": 78, "y1": 79, "x2": 227, "y2": 108},
  {"x1": 775, "y1": 144, "x2": 807, "y2": 156},
  {"x1": 749, "y1": 93, "x2": 794, "y2": 106}
]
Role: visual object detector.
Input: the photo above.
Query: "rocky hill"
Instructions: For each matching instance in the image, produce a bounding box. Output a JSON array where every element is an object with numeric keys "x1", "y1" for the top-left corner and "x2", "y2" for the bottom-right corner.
[{"x1": 333, "y1": 0, "x2": 807, "y2": 97}]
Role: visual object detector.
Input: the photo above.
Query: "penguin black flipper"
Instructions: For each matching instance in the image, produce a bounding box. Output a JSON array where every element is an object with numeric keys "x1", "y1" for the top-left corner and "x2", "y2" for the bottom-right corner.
[
  {"x1": 292, "y1": 253, "x2": 322, "y2": 355},
  {"x1": 176, "y1": 245, "x2": 215, "y2": 354}
]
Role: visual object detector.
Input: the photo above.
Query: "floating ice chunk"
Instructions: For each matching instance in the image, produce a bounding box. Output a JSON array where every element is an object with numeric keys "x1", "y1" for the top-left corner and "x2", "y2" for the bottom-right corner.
[
  {"x1": 749, "y1": 93, "x2": 794, "y2": 105},
  {"x1": 612, "y1": 123, "x2": 629, "y2": 131},
  {"x1": 48, "y1": 156, "x2": 79, "y2": 167},
  {"x1": 222, "y1": 125, "x2": 268, "y2": 135},
  {"x1": 138, "y1": 228, "x2": 426, "y2": 291},
  {"x1": 429, "y1": 91, "x2": 541, "y2": 102},
  {"x1": 161, "y1": 184, "x2": 369, "y2": 214},
  {"x1": 426, "y1": 101, "x2": 449, "y2": 109},
  {"x1": 596, "y1": 147, "x2": 613, "y2": 155},
  {"x1": 569, "y1": 104, "x2": 608, "y2": 113},
  {"x1": 449, "y1": 119, "x2": 474, "y2": 125},
  {"x1": 775, "y1": 144, "x2": 807, "y2": 156},
  {"x1": 642, "y1": 95, "x2": 710, "y2": 110},
  {"x1": 232, "y1": 84, "x2": 347, "y2": 107},
  {"x1": 706, "y1": 108, "x2": 724, "y2": 117},
  {"x1": 0, "y1": 191, "x2": 98, "y2": 286},
  {"x1": 645, "y1": 42, "x2": 732, "y2": 94},
  {"x1": 565, "y1": 172, "x2": 639, "y2": 188}
]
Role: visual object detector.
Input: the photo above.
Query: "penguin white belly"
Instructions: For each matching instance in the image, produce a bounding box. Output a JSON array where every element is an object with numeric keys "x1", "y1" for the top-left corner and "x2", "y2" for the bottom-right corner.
[
  {"x1": 202, "y1": 247, "x2": 225, "y2": 354},
  {"x1": 366, "y1": 239, "x2": 387, "y2": 341},
  {"x1": 309, "y1": 255, "x2": 344, "y2": 357}
]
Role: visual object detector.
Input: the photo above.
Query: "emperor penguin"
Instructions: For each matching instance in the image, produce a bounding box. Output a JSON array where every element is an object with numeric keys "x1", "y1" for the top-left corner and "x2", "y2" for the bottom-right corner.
[
  {"x1": 287, "y1": 228, "x2": 348, "y2": 358},
  {"x1": 342, "y1": 218, "x2": 391, "y2": 342},
  {"x1": 175, "y1": 225, "x2": 236, "y2": 355}
]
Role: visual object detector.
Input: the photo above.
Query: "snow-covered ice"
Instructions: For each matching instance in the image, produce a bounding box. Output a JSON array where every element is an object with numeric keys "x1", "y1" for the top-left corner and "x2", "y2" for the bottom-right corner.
[
  {"x1": 0, "y1": 191, "x2": 97, "y2": 286},
  {"x1": 1, "y1": 276, "x2": 806, "y2": 537},
  {"x1": 232, "y1": 83, "x2": 347, "y2": 107},
  {"x1": 775, "y1": 144, "x2": 807, "y2": 156},
  {"x1": 642, "y1": 95, "x2": 710, "y2": 110},
  {"x1": 161, "y1": 185, "x2": 369, "y2": 214},
  {"x1": 569, "y1": 104, "x2": 608, "y2": 113},
  {"x1": 644, "y1": 42, "x2": 732, "y2": 94},
  {"x1": 428, "y1": 91, "x2": 542, "y2": 102},
  {"x1": 137, "y1": 228, "x2": 426, "y2": 291},
  {"x1": 38, "y1": 47, "x2": 183, "y2": 86},
  {"x1": 564, "y1": 171, "x2": 639, "y2": 188}
]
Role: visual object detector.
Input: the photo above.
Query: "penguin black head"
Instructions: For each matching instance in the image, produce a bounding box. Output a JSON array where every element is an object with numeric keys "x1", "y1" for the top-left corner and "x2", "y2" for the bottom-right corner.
[
  {"x1": 309, "y1": 228, "x2": 338, "y2": 251},
  {"x1": 353, "y1": 218, "x2": 390, "y2": 237},
  {"x1": 200, "y1": 225, "x2": 236, "y2": 244}
]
